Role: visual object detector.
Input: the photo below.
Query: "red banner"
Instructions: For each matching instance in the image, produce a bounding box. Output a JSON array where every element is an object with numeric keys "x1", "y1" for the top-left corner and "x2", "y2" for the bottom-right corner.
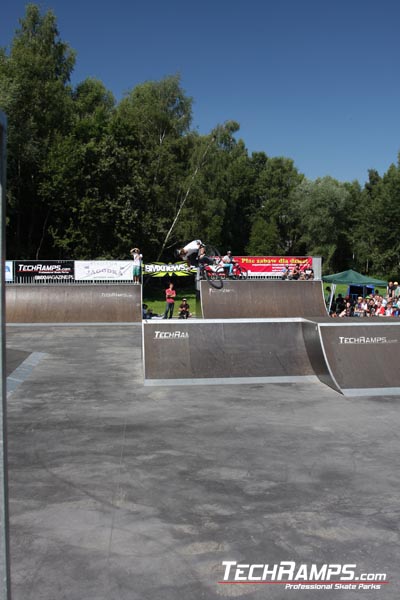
[{"x1": 234, "y1": 256, "x2": 312, "y2": 274}]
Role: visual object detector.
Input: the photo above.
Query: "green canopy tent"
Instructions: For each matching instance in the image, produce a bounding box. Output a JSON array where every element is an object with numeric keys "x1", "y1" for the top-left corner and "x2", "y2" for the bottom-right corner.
[{"x1": 322, "y1": 269, "x2": 387, "y2": 312}]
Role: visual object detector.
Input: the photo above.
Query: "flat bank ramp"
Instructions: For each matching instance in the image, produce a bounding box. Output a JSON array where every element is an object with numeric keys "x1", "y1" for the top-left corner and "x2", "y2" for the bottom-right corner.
[
  {"x1": 200, "y1": 280, "x2": 327, "y2": 318},
  {"x1": 6, "y1": 284, "x2": 142, "y2": 323},
  {"x1": 143, "y1": 318, "x2": 319, "y2": 386},
  {"x1": 305, "y1": 319, "x2": 400, "y2": 396}
]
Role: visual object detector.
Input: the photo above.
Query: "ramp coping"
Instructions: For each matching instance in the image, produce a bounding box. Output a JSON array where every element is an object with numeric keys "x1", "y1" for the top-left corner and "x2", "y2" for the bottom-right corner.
[
  {"x1": 144, "y1": 376, "x2": 320, "y2": 387},
  {"x1": 341, "y1": 387, "x2": 400, "y2": 397}
]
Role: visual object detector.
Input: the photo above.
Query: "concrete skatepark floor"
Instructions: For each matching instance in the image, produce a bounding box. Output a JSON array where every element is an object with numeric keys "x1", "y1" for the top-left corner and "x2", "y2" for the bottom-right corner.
[{"x1": 5, "y1": 324, "x2": 400, "y2": 599}]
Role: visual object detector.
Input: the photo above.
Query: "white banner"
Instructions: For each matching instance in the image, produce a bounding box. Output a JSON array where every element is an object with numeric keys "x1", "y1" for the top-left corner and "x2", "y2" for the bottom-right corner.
[
  {"x1": 5, "y1": 261, "x2": 13, "y2": 282},
  {"x1": 75, "y1": 261, "x2": 134, "y2": 281}
]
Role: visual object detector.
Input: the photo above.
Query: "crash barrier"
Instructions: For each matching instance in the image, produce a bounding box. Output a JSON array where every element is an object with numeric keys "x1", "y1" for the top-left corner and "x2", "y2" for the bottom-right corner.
[
  {"x1": 142, "y1": 317, "x2": 400, "y2": 397},
  {"x1": 6, "y1": 284, "x2": 142, "y2": 323}
]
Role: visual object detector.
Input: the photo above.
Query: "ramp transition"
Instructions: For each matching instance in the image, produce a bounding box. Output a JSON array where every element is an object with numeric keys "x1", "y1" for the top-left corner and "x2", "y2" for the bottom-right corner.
[
  {"x1": 305, "y1": 319, "x2": 400, "y2": 396},
  {"x1": 143, "y1": 318, "x2": 400, "y2": 396},
  {"x1": 6, "y1": 284, "x2": 142, "y2": 323},
  {"x1": 143, "y1": 318, "x2": 319, "y2": 386},
  {"x1": 200, "y1": 279, "x2": 327, "y2": 319}
]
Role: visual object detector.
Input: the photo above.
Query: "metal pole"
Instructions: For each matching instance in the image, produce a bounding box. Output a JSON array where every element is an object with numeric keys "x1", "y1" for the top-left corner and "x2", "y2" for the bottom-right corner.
[{"x1": 0, "y1": 111, "x2": 12, "y2": 599}]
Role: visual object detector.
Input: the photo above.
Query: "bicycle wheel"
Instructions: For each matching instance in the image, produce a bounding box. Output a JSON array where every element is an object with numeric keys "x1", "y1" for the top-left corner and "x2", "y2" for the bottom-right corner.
[{"x1": 204, "y1": 266, "x2": 223, "y2": 289}]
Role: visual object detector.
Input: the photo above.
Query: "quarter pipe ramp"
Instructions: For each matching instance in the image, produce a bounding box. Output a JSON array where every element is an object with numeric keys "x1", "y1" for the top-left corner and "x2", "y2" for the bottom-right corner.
[
  {"x1": 143, "y1": 317, "x2": 400, "y2": 396},
  {"x1": 6, "y1": 284, "x2": 142, "y2": 323},
  {"x1": 305, "y1": 318, "x2": 400, "y2": 396},
  {"x1": 143, "y1": 318, "x2": 320, "y2": 386},
  {"x1": 200, "y1": 280, "x2": 327, "y2": 319}
]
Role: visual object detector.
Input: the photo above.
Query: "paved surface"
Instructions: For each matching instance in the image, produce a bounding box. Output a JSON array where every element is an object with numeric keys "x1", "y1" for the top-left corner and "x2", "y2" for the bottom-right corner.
[
  {"x1": 6, "y1": 284, "x2": 142, "y2": 322},
  {"x1": 200, "y1": 280, "x2": 327, "y2": 319},
  {"x1": 5, "y1": 324, "x2": 400, "y2": 599}
]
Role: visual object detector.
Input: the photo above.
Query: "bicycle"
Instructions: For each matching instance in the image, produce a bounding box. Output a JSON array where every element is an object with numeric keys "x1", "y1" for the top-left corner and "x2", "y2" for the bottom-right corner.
[
  {"x1": 199, "y1": 259, "x2": 248, "y2": 288},
  {"x1": 199, "y1": 260, "x2": 225, "y2": 289}
]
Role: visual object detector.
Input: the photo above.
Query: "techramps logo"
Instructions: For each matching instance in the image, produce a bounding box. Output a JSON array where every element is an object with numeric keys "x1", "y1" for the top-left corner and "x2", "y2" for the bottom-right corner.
[
  {"x1": 153, "y1": 331, "x2": 189, "y2": 340},
  {"x1": 218, "y1": 561, "x2": 388, "y2": 591},
  {"x1": 338, "y1": 336, "x2": 398, "y2": 345}
]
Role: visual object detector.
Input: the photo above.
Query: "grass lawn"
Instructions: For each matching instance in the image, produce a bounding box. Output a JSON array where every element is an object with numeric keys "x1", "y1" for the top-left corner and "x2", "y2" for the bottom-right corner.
[{"x1": 142, "y1": 277, "x2": 198, "y2": 317}]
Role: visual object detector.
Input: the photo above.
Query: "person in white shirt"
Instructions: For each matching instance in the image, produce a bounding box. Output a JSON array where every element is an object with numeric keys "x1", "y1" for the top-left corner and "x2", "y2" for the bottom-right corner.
[
  {"x1": 130, "y1": 247, "x2": 143, "y2": 284},
  {"x1": 176, "y1": 240, "x2": 203, "y2": 266}
]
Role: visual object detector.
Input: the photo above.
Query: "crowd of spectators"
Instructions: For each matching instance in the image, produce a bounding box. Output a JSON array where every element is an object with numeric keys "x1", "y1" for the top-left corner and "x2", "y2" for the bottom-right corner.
[
  {"x1": 282, "y1": 265, "x2": 314, "y2": 280},
  {"x1": 328, "y1": 281, "x2": 400, "y2": 317}
]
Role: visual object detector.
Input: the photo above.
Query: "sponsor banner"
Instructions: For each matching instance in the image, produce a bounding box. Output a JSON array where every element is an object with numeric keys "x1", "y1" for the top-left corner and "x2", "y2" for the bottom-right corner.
[
  {"x1": 75, "y1": 261, "x2": 133, "y2": 281},
  {"x1": 143, "y1": 262, "x2": 196, "y2": 277},
  {"x1": 15, "y1": 260, "x2": 75, "y2": 282},
  {"x1": 235, "y1": 256, "x2": 312, "y2": 274},
  {"x1": 5, "y1": 261, "x2": 13, "y2": 282}
]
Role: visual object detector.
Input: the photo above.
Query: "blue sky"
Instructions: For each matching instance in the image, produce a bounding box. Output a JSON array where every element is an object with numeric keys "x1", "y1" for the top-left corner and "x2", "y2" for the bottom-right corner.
[{"x1": 2, "y1": 0, "x2": 400, "y2": 183}]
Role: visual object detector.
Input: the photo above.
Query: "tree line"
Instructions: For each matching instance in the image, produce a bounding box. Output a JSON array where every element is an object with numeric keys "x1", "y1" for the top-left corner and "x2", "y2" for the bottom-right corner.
[{"x1": 1, "y1": 4, "x2": 399, "y2": 276}]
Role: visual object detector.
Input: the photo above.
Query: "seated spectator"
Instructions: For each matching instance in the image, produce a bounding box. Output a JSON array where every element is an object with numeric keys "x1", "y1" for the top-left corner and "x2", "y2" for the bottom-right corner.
[
  {"x1": 142, "y1": 303, "x2": 154, "y2": 319},
  {"x1": 385, "y1": 301, "x2": 394, "y2": 316},
  {"x1": 374, "y1": 301, "x2": 386, "y2": 317},
  {"x1": 367, "y1": 297, "x2": 376, "y2": 316},
  {"x1": 393, "y1": 298, "x2": 400, "y2": 317},
  {"x1": 291, "y1": 265, "x2": 301, "y2": 280},
  {"x1": 354, "y1": 296, "x2": 368, "y2": 317},
  {"x1": 304, "y1": 266, "x2": 314, "y2": 280},
  {"x1": 281, "y1": 266, "x2": 290, "y2": 280},
  {"x1": 221, "y1": 251, "x2": 234, "y2": 277},
  {"x1": 339, "y1": 301, "x2": 354, "y2": 317},
  {"x1": 178, "y1": 298, "x2": 191, "y2": 319}
]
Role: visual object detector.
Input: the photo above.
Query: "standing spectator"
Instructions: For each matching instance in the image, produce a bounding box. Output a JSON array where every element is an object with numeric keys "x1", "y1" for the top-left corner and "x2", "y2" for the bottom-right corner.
[
  {"x1": 335, "y1": 294, "x2": 345, "y2": 314},
  {"x1": 163, "y1": 282, "x2": 176, "y2": 319},
  {"x1": 130, "y1": 247, "x2": 143, "y2": 284},
  {"x1": 393, "y1": 282, "x2": 400, "y2": 301}
]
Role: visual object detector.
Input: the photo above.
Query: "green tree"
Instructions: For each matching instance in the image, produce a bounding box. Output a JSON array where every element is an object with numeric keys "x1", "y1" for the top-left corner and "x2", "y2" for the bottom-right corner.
[
  {"x1": 246, "y1": 157, "x2": 303, "y2": 254},
  {"x1": 290, "y1": 177, "x2": 352, "y2": 272},
  {"x1": 0, "y1": 3, "x2": 75, "y2": 257}
]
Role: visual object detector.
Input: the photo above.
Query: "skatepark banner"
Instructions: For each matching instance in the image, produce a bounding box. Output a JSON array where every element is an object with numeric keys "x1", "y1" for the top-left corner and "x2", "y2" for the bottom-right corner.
[
  {"x1": 15, "y1": 260, "x2": 75, "y2": 282},
  {"x1": 143, "y1": 262, "x2": 196, "y2": 277},
  {"x1": 5, "y1": 261, "x2": 13, "y2": 282},
  {"x1": 235, "y1": 256, "x2": 312, "y2": 275},
  {"x1": 75, "y1": 261, "x2": 133, "y2": 281}
]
